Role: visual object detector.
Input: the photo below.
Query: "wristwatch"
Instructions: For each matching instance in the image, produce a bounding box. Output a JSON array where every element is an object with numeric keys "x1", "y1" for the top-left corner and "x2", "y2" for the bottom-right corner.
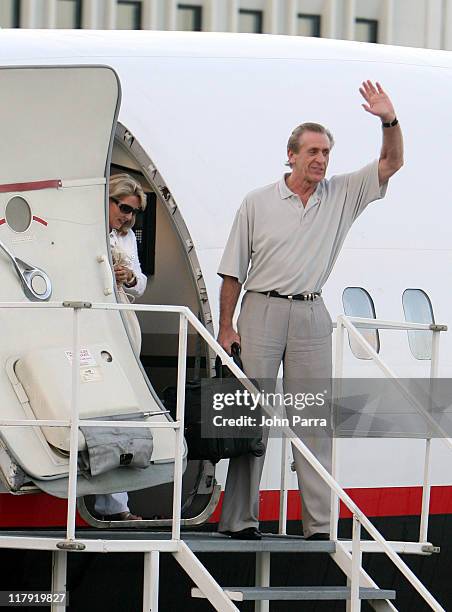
[{"x1": 382, "y1": 117, "x2": 398, "y2": 128}]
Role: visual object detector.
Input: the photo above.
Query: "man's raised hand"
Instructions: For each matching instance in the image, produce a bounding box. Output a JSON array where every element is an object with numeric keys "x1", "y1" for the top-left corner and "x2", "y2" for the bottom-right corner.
[{"x1": 359, "y1": 80, "x2": 396, "y2": 123}]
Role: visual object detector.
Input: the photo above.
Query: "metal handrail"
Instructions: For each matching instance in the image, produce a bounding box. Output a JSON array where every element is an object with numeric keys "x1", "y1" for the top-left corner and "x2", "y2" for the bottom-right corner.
[
  {"x1": 0, "y1": 301, "x2": 445, "y2": 611},
  {"x1": 340, "y1": 316, "x2": 442, "y2": 331},
  {"x1": 336, "y1": 315, "x2": 451, "y2": 544},
  {"x1": 329, "y1": 314, "x2": 448, "y2": 611}
]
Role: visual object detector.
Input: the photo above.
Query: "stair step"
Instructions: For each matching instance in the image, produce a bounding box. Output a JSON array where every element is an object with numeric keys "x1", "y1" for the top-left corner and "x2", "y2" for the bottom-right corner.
[
  {"x1": 184, "y1": 534, "x2": 335, "y2": 553},
  {"x1": 192, "y1": 586, "x2": 396, "y2": 601}
]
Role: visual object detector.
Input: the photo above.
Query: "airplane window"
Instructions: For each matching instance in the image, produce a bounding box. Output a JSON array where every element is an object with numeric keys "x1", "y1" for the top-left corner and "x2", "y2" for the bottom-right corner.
[
  {"x1": 402, "y1": 289, "x2": 434, "y2": 360},
  {"x1": 5, "y1": 197, "x2": 31, "y2": 233},
  {"x1": 342, "y1": 287, "x2": 380, "y2": 360}
]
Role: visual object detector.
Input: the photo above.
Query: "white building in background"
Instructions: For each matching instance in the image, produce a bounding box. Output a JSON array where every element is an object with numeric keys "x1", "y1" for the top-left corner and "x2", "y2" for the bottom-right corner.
[{"x1": 1, "y1": 0, "x2": 452, "y2": 50}]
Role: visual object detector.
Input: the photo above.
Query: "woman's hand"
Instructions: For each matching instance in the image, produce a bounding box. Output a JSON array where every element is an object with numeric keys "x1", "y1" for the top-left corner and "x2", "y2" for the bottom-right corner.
[{"x1": 114, "y1": 264, "x2": 135, "y2": 286}]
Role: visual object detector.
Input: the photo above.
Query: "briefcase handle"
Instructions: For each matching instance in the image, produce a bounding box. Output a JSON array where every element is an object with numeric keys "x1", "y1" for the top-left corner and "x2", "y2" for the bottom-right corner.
[{"x1": 215, "y1": 342, "x2": 243, "y2": 378}]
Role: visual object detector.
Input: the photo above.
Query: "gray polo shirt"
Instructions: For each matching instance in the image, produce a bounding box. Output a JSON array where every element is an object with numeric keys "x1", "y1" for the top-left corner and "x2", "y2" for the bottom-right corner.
[{"x1": 218, "y1": 160, "x2": 387, "y2": 294}]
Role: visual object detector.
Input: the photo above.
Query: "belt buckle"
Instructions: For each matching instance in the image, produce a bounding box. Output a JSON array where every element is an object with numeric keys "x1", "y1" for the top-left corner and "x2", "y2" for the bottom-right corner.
[{"x1": 287, "y1": 295, "x2": 293, "y2": 300}]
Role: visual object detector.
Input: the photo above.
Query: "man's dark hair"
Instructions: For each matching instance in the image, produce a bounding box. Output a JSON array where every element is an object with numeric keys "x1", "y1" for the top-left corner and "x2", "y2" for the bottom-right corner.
[{"x1": 286, "y1": 123, "x2": 334, "y2": 167}]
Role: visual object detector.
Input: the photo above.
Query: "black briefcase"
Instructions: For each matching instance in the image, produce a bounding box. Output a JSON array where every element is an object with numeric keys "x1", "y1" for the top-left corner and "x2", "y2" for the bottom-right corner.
[{"x1": 162, "y1": 344, "x2": 265, "y2": 464}]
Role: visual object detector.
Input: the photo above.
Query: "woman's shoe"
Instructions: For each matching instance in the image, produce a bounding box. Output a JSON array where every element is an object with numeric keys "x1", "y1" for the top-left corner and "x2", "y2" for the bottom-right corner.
[{"x1": 102, "y1": 511, "x2": 142, "y2": 521}]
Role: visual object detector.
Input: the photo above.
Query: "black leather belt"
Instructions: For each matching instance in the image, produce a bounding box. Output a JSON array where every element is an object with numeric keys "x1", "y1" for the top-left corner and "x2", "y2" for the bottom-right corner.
[{"x1": 261, "y1": 290, "x2": 321, "y2": 301}]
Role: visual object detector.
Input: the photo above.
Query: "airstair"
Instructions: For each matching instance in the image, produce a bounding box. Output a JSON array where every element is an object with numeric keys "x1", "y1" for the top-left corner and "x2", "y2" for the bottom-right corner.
[
  {"x1": 187, "y1": 535, "x2": 395, "y2": 608},
  {"x1": 0, "y1": 300, "x2": 447, "y2": 611}
]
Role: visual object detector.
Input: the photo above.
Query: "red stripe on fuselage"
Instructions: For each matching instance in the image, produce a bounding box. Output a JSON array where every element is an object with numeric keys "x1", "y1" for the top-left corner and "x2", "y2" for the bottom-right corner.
[
  {"x1": 1, "y1": 486, "x2": 452, "y2": 528},
  {"x1": 208, "y1": 485, "x2": 452, "y2": 523},
  {"x1": 0, "y1": 180, "x2": 61, "y2": 193},
  {"x1": 0, "y1": 493, "x2": 87, "y2": 528},
  {"x1": 32, "y1": 216, "x2": 48, "y2": 226}
]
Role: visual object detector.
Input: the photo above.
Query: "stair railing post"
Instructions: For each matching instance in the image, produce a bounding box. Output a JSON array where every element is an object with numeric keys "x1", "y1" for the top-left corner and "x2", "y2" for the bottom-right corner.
[
  {"x1": 350, "y1": 514, "x2": 362, "y2": 611},
  {"x1": 278, "y1": 434, "x2": 289, "y2": 534},
  {"x1": 172, "y1": 312, "x2": 188, "y2": 541},
  {"x1": 419, "y1": 329, "x2": 440, "y2": 542},
  {"x1": 143, "y1": 550, "x2": 159, "y2": 612},
  {"x1": 51, "y1": 550, "x2": 67, "y2": 612},
  {"x1": 255, "y1": 552, "x2": 270, "y2": 612},
  {"x1": 331, "y1": 319, "x2": 344, "y2": 540},
  {"x1": 66, "y1": 305, "x2": 81, "y2": 542}
]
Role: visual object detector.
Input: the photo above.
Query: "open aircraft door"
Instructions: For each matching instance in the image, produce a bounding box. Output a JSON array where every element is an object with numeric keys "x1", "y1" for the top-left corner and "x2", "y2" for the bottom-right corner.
[{"x1": 0, "y1": 66, "x2": 180, "y2": 505}]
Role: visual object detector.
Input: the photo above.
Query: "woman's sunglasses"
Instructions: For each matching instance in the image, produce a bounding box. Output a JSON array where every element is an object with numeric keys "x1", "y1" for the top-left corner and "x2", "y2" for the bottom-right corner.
[{"x1": 111, "y1": 197, "x2": 143, "y2": 216}]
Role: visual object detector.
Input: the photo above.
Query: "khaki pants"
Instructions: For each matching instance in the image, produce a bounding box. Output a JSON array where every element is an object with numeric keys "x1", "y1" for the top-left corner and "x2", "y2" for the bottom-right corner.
[{"x1": 218, "y1": 292, "x2": 333, "y2": 537}]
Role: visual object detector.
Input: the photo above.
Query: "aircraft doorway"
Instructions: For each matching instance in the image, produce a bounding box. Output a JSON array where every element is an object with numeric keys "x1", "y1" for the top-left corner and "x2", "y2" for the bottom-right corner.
[{"x1": 80, "y1": 122, "x2": 219, "y2": 527}]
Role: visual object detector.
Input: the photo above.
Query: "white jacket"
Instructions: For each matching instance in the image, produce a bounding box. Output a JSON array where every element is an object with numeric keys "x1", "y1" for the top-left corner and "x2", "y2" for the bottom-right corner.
[{"x1": 109, "y1": 229, "x2": 147, "y2": 298}]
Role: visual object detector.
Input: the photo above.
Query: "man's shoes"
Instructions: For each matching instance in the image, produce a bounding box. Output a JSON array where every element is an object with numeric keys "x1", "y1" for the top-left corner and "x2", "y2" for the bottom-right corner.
[
  {"x1": 305, "y1": 533, "x2": 329, "y2": 541},
  {"x1": 101, "y1": 511, "x2": 142, "y2": 521},
  {"x1": 220, "y1": 527, "x2": 262, "y2": 540}
]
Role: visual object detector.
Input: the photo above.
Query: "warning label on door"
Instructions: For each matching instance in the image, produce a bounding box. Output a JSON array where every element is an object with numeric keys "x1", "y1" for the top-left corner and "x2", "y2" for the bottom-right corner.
[
  {"x1": 65, "y1": 348, "x2": 97, "y2": 367},
  {"x1": 80, "y1": 367, "x2": 102, "y2": 383}
]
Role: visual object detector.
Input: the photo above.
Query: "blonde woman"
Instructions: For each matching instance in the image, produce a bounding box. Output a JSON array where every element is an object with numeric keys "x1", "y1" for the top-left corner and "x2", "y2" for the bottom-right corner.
[
  {"x1": 108, "y1": 172, "x2": 147, "y2": 355},
  {"x1": 95, "y1": 173, "x2": 147, "y2": 521}
]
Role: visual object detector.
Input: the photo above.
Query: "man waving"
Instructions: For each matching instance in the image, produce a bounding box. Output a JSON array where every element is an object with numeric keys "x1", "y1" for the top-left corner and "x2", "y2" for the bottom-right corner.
[{"x1": 217, "y1": 81, "x2": 403, "y2": 540}]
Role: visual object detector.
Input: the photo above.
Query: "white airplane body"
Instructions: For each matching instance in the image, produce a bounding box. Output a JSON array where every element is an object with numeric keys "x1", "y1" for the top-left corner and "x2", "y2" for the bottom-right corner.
[{"x1": 0, "y1": 28, "x2": 450, "y2": 536}]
